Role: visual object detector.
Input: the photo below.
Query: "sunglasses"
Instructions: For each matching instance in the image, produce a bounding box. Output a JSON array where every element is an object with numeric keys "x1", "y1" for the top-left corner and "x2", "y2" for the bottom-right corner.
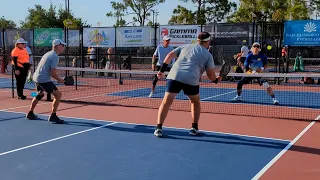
[{"x1": 253, "y1": 46, "x2": 260, "y2": 48}]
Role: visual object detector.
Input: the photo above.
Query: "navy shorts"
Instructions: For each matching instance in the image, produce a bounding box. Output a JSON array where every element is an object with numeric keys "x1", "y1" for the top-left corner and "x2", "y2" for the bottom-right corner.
[
  {"x1": 166, "y1": 79, "x2": 199, "y2": 96},
  {"x1": 36, "y1": 81, "x2": 58, "y2": 94}
]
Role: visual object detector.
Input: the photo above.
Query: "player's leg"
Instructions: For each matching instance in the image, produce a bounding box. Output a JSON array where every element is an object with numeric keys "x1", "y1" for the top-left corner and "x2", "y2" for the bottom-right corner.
[
  {"x1": 49, "y1": 90, "x2": 64, "y2": 124},
  {"x1": 183, "y1": 83, "x2": 201, "y2": 135},
  {"x1": 154, "y1": 79, "x2": 181, "y2": 137},
  {"x1": 259, "y1": 79, "x2": 279, "y2": 105},
  {"x1": 15, "y1": 66, "x2": 27, "y2": 99},
  {"x1": 232, "y1": 77, "x2": 252, "y2": 101},
  {"x1": 26, "y1": 83, "x2": 44, "y2": 120},
  {"x1": 39, "y1": 81, "x2": 64, "y2": 124},
  {"x1": 149, "y1": 66, "x2": 161, "y2": 97}
]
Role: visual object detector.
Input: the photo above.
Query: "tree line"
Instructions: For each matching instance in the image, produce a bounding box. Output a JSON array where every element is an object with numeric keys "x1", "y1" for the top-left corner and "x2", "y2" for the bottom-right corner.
[{"x1": 1, "y1": 0, "x2": 320, "y2": 29}]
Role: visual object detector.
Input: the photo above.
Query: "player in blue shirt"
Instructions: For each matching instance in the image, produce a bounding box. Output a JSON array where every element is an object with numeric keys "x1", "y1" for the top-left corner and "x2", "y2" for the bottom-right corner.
[
  {"x1": 231, "y1": 42, "x2": 279, "y2": 105},
  {"x1": 149, "y1": 36, "x2": 175, "y2": 97}
]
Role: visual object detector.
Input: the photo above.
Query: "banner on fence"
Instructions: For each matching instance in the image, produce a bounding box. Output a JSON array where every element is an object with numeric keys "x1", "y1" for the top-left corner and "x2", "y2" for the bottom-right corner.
[
  {"x1": 62, "y1": 30, "x2": 80, "y2": 47},
  {"x1": 34, "y1": 28, "x2": 63, "y2": 46},
  {"x1": 159, "y1": 25, "x2": 200, "y2": 46},
  {"x1": 0, "y1": 29, "x2": 2, "y2": 47},
  {"x1": 5, "y1": 29, "x2": 33, "y2": 47},
  {"x1": 284, "y1": 20, "x2": 320, "y2": 46},
  {"x1": 116, "y1": 27, "x2": 152, "y2": 47},
  {"x1": 83, "y1": 28, "x2": 115, "y2": 47},
  {"x1": 215, "y1": 23, "x2": 249, "y2": 38}
]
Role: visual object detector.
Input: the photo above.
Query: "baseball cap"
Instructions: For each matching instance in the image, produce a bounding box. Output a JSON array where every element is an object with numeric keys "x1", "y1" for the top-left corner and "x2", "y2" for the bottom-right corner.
[
  {"x1": 163, "y1": 35, "x2": 171, "y2": 41},
  {"x1": 52, "y1": 39, "x2": 66, "y2": 46},
  {"x1": 252, "y1": 42, "x2": 260, "y2": 47},
  {"x1": 197, "y1": 32, "x2": 211, "y2": 41},
  {"x1": 15, "y1": 38, "x2": 28, "y2": 44}
]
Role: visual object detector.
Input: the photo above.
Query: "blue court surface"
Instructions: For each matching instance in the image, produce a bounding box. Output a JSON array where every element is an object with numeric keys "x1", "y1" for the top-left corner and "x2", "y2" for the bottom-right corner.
[
  {"x1": 0, "y1": 77, "x2": 85, "y2": 90},
  {"x1": 0, "y1": 111, "x2": 290, "y2": 180},
  {"x1": 107, "y1": 86, "x2": 320, "y2": 109}
]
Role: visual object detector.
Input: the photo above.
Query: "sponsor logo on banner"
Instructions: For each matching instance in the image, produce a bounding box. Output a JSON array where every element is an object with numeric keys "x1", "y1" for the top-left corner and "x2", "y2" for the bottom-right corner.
[
  {"x1": 124, "y1": 29, "x2": 143, "y2": 45},
  {"x1": 284, "y1": 20, "x2": 320, "y2": 46},
  {"x1": 34, "y1": 28, "x2": 62, "y2": 46},
  {"x1": 83, "y1": 28, "x2": 115, "y2": 47},
  {"x1": 159, "y1": 25, "x2": 200, "y2": 45}
]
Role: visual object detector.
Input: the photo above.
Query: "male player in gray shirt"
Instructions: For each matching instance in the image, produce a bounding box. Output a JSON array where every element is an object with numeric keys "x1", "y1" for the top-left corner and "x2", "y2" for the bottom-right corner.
[
  {"x1": 26, "y1": 39, "x2": 66, "y2": 124},
  {"x1": 154, "y1": 32, "x2": 221, "y2": 137}
]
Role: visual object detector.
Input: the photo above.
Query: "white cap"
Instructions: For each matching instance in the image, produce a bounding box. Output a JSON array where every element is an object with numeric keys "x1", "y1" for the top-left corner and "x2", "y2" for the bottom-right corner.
[
  {"x1": 16, "y1": 38, "x2": 28, "y2": 44},
  {"x1": 252, "y1": 42, "x2": 260, "y2": 47},
  {"x1": 163, "y1": 35, "x2": 171, "y2": 41},
  {"x1": 52, "y1": 39, "x2": 66, "y2": 46}
]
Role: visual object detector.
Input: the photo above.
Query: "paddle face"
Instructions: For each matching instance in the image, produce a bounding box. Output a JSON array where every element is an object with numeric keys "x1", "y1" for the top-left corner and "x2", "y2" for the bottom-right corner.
[
  {"x1": 64, "y1": 76, "x2": 74, "y2": 86},
  {"x1": 212, "y1": 61, "x2": 231, "y2": 84},
  {"x1": 219, "y1": 62, "x2": 231, "y2": 77}
]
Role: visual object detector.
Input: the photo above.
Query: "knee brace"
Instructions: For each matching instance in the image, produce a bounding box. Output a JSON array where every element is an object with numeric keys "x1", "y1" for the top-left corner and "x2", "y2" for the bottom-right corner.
[{"x1": 35, "y1": 93, "x2": 44, "y2": 100}]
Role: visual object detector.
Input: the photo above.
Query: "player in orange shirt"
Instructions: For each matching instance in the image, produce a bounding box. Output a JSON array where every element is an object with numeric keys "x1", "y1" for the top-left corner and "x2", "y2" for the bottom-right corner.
[{"x1": 11, "y1": 38, "x2": 30, "y2": 99}]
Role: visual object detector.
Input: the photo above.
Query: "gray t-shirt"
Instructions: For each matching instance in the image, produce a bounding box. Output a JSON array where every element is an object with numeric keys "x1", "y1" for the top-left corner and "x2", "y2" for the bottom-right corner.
[
  {"x1": 166, "y1": 44, "x2": 215, "y2": 86},
  {"x1": 33, "y1": 50, "x2": 59, "y2": 83},
  {"x1": 154, "y1": 45, "x2": 175, "y2": 67}
]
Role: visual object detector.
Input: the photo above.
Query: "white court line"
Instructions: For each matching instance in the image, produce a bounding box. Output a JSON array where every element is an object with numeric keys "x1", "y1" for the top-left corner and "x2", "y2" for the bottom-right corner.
[
  {"x1": 200, "y1": 90, "x2": 236, "y2": 101},
  {"x1": 251, "y1": 115, "x2": 320, "y2": 180},
  {"x1": 0, "y1": 92, "x2": 109, "y2": 111},
  {"x1": 1, "y1": 87, "x2": 148, "y2": 111},
  {"x1": 0, "y1": 110, "x2": 291, "y2": 142},
  {"x1": 0, "y1": 122, "x2": 117, "y2": 156},
  {"x1": 0, "y1": 81, "x2": 12, "y2": 84}
]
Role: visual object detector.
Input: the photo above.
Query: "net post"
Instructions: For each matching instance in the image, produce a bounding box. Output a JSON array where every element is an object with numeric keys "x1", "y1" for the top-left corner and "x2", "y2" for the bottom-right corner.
[
  {"x1": 118, "y1": 55, "x2": 123, "y2": 85},
  {"x1": 75, "y1": 68, "x2": 78, "y2": 90}
]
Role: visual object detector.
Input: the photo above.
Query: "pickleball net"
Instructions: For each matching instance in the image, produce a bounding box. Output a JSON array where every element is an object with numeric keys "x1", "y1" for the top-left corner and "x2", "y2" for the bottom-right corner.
[{"x1": 51, "y1": 67, "x2": 320, "y2": 121}]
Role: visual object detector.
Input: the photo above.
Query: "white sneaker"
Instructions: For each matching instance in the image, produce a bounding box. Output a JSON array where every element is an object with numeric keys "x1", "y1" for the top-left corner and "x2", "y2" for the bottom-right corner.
[
  {"x1": 154, "y1": 129, "x2": 162, "y2": 137},
  {"x1": 232, "y1": 95, "x2": 241, "y2": 102},
  {"x1": 189, "y1": 128, "x2": 200, "y2": 136},
  {"x1": 148, "y1": 92, "x2": 154, "y2": 98},
  {"x1": 273, "y1": 99, "x2": 279, "y2": 105}
]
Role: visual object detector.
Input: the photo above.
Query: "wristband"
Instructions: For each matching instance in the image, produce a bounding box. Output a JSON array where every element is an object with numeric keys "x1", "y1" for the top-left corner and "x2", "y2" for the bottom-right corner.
[
  {"x1": 152, "y1": 60, "x2": 157, "y2": 65},
  {"x1": 160, "y1": 63, "x2": 168, "y2": 72}
]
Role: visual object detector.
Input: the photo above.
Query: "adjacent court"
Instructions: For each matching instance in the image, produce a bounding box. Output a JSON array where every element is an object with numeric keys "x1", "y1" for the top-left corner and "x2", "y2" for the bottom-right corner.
[{"x1": 107, "y1": 86, "x2": 320, "y2": 109}]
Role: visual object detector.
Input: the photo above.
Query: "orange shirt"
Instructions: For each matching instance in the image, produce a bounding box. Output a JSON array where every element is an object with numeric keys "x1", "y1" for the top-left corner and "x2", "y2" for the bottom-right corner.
[{"x1": 11, "y1": 47, "x2": 30, "y2": 67}]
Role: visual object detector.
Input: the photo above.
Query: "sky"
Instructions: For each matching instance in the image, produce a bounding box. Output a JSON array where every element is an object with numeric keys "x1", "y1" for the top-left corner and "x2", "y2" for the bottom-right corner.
[{"x1": 0, "y1": 0, "x2": 239, "y2": 27}]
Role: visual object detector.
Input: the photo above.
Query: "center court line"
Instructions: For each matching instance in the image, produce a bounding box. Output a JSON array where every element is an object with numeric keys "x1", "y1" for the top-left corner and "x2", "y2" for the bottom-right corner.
[
  {"x1": 0, "y1": 122, "x2": 117, "y2": 156},
  {"x1": 200, "y1": 90, "x2": 236, "y2": 101},
  {"x1": 251, "y1": 115, "x2": 320, "y2": 180},
  {"x1": 0, "y1": 110, "x2": 291, "y2": 142}
]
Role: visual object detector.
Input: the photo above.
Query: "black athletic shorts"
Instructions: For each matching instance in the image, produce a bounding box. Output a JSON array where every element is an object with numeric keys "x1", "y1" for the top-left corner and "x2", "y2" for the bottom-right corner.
[
  {"x1": 166, "y1": 79, "x2": 199, "y2": 96},
  {"x1": 36, "y1": 81, "x2": 58, "y2": 94},
  {"x1": 240, "y1": 57, "x2": 246, "y2": 64}
]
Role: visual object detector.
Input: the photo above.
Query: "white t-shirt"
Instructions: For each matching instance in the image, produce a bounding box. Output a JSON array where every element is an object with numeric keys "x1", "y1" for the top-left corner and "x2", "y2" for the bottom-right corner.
[
  {"x1": 89, "y1": 48, "x2": 96, "y2": 59},
  {"x1": 241, "y1": 46, "x2": 249, "y2": 57},
  {"x1": 26, "y1": 46, "x2": 33, "y2": 64}
]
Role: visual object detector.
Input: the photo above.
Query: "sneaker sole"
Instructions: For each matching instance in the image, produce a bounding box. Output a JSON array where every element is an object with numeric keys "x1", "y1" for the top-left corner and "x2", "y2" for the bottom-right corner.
[
  {"x1": 154, "y1": 132, "x2": 162, "y2": 137},
  {"x1": 189, "y1": 132, "x2": 200, "y2": 136}
]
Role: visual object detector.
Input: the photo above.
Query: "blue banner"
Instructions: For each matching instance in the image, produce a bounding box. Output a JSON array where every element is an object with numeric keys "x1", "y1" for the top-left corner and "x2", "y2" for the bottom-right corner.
[{"x1": 284, "y1": 20, "x2": 320, "y2": 46}]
